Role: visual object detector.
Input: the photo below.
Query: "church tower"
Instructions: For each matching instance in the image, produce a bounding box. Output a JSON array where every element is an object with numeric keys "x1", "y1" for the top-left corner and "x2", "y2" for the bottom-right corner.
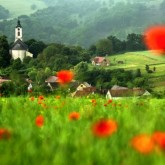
[
  {"x1": 10, "y1": 19, "x2": 33, "y2": 61},
  {"x1": 15, "y1": 19, "x2": 23, "y2": 41}
]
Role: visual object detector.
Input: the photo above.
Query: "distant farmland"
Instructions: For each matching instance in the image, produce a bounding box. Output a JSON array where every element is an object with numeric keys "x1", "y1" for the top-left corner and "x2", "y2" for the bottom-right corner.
[{"x1": 91, "y1": 51, "x2": 165, "y2": 91}]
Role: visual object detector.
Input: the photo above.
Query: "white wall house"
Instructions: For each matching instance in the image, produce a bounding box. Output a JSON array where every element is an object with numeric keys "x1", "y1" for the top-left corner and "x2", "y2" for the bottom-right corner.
[{"x1": 10, "y1": 19, "x2": 33, "y2": 61}]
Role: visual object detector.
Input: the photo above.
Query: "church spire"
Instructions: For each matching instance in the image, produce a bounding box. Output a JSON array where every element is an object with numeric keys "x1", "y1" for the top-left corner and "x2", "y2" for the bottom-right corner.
[
  {"x1": 15, "y1": 18, "x2": 23, "y2": 41},
  {"x1": 16, "y1": 18, "x2": 22, "y2": 28}
]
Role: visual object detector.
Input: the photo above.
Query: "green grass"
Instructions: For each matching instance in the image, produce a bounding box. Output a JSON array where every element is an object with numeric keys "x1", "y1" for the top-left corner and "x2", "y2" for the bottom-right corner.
[
  {"x1": 91, "y1": 51, "x2": 165, "y2": 91},
  {"x1": 0, "y1": 0, "x2": 47, "y2": 19},
  {"x1": 1, "y1": 96, "x2": 165, "y2": 165}
]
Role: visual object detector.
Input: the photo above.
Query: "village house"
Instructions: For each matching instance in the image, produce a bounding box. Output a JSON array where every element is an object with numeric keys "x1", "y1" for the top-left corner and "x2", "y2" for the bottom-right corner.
[
  {"x1": 106, "y1": 85, "x2": 151, "y2": 100},
  {"x1": 9, "y1": 19, "x2": 33, "y2": 61},
  {"x1": 92, "y1": 56, "x2": 110, "y2": 66},
  {"x1": 0, "y1": 77, "x2": 11, "y2": 86},
  {"x1": 45, "y1": 76, "x2": 59, "y2": 91},
  {"x1": 71, "y1": 82, "x2": 96, "y2": 97}
]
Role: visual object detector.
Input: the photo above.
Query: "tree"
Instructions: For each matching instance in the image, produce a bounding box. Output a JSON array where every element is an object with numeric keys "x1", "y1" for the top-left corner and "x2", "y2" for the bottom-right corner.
[
  {"x1": 29, "y1": 41, "x2": 46, "y2": 58},
  {"x1": 11, "y1": 58, "x2": 24, "y2": 70},
  {"x1": 145, "y1": 65, "x2": 149, "y2": 73},
  {"x1": 0, "y1": 35, "x2": 11, "y2": 68},
  {"x1": 74, "y1": 61, "x2": 88, "y2": 80},
  {"x1": 135, "y1": 68, "x2": 142, "y2": 77},
  {"x1": 107, "y1": 35, "x2": 125, "y2": 53},
  {"x1": 126, "y1": 33, "x2": 145, "y2": 51},
  {"x1": 96, "y1": 39, "x2": 113, "y2": 56}
]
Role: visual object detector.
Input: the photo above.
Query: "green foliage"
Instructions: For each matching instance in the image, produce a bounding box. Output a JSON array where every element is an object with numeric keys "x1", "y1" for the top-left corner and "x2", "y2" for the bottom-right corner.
[
  {"x1": 96, "y1": 39, "x2": 113, "y2": 55},
  {"x1": 0, "y1": 35, "x2": 11, "y2": 68},
  {"x1": 0, "y1": 0, "x2": 164, "y2": 47},
  {"x1": 25, "y1": 39, "x2": 46, "y2": 58}
]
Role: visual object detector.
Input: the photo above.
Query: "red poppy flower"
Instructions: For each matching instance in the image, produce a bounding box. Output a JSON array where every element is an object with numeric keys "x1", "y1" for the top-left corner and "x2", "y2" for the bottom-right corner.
[
  {"x1": 30, "y1": 96, "x2": 35, "y2": 101},
  {"x1": 92, "y1": 119, "x2": 117, "y2": 138},
  {"x1": 68, "y1": 112, "x2": 80, "y2": 121},
  {"x1": 55, "y1": 95, "x2": 61, "y2": 99},
  {"x1": 56, "y1": 70, "x2": 74, "y2": 84},
  {"x1": 131, "y1": 134, "x2": 154, "y2": 154},
  {"x1": 35, "y1": 115, "x2": 44, "y2": 127},
  {"x1": 0, "y1": 128, "x2": 11, "y2": 140},
  {"x1": 38, "y1": 95, "x2": 44, "y2": 100},
  {"x1": 143, "y1": 25, "x2": 165, "y2": 54},
  {"x1": 107, "y1": 99, "x2": 112, "y2": 104},
  {"x1": 152, "y1": 131, "x2": 165, "y2": 150}
]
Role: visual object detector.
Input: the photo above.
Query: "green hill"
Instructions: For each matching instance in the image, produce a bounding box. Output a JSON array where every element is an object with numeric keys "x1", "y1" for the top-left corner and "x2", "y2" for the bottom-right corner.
[
  {"x1": 104, "y1": 51, "x2": 165, "y2": 91},
  {"x1": 0, "y1": 0, "x2": 165, "y2": 47},
  {"x1": 0, "y1": 0, "x2": 47, "y2": 19}
]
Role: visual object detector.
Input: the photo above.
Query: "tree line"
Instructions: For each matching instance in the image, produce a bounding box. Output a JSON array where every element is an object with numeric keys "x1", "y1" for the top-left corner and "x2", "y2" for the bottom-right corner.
[{"x1": 0, "y1": 34, "x2": 149, "y2": 96}]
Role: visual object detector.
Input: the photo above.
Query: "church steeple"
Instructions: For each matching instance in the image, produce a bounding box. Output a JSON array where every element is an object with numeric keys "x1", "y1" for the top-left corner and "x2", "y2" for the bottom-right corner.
[
  {"x1": 16, "y1": 19, "x2": 22, "y2": 28},
  {"x1": 15, "y1": 19, "x2": 23, "y2": 41}
]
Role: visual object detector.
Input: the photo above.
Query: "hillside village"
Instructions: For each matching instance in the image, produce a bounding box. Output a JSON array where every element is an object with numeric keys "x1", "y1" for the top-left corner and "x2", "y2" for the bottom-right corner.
[{"x1": 0, "y1": 19, "x2": 165, "y2": 98}]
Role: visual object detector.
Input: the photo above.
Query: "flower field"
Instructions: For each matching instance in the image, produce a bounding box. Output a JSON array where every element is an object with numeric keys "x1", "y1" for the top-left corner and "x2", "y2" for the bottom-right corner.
[{"x1": 0, "y1": 96, "x2": 165, "y2": 165}]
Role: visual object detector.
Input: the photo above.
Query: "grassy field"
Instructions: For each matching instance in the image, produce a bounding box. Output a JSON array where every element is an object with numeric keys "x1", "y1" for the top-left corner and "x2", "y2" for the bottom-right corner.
[
  {"x1": 0, "y1": 0, "x2": 47, "y2": 19},
  {"x1": 96, "y1": 51, "x2": 165, "y2": 91},
  {"x1": 0, "y1": 96, "x2": 165, "y2": 165}
]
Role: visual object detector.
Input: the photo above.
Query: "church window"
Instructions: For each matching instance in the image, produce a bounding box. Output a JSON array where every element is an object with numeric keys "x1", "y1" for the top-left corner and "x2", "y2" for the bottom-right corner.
[{"x1": 18, "y1": 31, "x2": 20, "y2": 36}]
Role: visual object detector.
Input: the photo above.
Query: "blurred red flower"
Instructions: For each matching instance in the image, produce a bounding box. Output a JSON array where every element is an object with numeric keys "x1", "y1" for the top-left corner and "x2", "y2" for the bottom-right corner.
[
  {"x1": 131, "y1": 134, "x2": 154, "y2": 154},
  {"x1": 30, "y1": 96, "x2": 35, "y2": 101},
  {"x1": 152, "y1": 131, "x2": 165, "y2": 150},
  {"x1": 92, "y1": 119, "x2": 117, "y2": 138},
  {"x1": 0, "y1": 128, "x2": 11, "y2": 140},
  {"x1": 144, "y1": 25, "x2": 165, "y2": 54},
  {"x1": 57, "y1": 70, "x2": 74, "y2": 84},
  {"x1": 68, "y1": 112, "x2": 80, "y2": 121},
  {"x1": 55, "y1": 95, "x2": 61, "y2": 99},
  {"x1": 107, "y1": 99, "x2": 112, "y2": 104},
  {"x1": 35, "y1": 115, "x2": 44, "y2": 127},
  {"x1": 38, "y1": 95, "x2": 44, "y2": 100}
]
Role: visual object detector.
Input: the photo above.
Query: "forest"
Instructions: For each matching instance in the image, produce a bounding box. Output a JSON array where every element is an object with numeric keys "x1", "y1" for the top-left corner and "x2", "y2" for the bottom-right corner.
[
  {"x1": 0, "y1": 0, "x2": 165, "y2": 47},
  {"x1": 0, "y1": 33, "x2": 150, "y2": 96}
]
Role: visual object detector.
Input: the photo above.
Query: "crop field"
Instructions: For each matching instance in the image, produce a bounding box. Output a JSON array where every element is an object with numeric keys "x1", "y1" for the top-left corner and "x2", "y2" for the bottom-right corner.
[{"x1": 0, "y1": 96, "x2": 165, "y2": 165}]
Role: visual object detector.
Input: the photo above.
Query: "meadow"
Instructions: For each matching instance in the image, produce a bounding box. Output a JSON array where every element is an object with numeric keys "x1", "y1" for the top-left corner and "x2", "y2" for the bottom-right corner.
[
  {"x1": 104, "y1": 51, "x2": 165, "y2": 91},
  {"x1": 1, "y1": 95, "x2": 165, "y2": 165}
]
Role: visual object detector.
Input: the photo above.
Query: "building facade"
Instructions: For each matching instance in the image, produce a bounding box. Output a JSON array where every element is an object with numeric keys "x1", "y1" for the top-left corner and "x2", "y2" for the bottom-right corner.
[{"x1": 10, "y1": 19, "x2": 33, "y2": 61}]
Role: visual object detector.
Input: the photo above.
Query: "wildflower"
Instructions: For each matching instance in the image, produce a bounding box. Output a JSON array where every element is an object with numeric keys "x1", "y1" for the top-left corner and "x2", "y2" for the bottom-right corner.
[
  {"x1": 91, "y1": 99, "x2": 97, "y2": 106},
  {"x1": 131, "y1": 134, "x2": 154, "y2": 154},
  {"x1": 91, "y1": 99, "x2": 96, "y2": 103},
  {"x1": 107, "y1": 99, "x2": 112, "y2": 104},
  {"x1": 152, "y1": 131, "x2": 165, "y2": 150},
  {"x1": 35, "y1": 115, "x2": 44, "y2": 127},
  {"x1": 41, "y1": 103, "x2": 47, "y2": 109},
  {"x1": 56, "y1": 70, "x2": 74, "y2": 84},
  {"x1": 92, "y1": 119, "x2": 117, "y2": 138},
  {"x1": 143, "y1": 25, "x2": 165, "y2": 55},
  {"x1": 68, "y1": 112, "x2": 80, "y2": 121},
  {"x1": 104, "y1": 103, "x2": 107, "y2": 107},
  {"x1": 55, "y1": 95, "x2": 61, "y2": 99},
  {"x1": 0, "y1": 128, "x2": 11, "y2": 140},
  {"x1": 30, "y1": 96, "x2": 35, "y2": 101},
  {"x1": 38, "y1": 95, "x2": 44, "y2": 100}
]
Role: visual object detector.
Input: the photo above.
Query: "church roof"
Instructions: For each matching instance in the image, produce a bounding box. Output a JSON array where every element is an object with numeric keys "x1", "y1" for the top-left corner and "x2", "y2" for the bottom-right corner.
[{"x1": 11, "y1": 39, "x2": 28, "y2": 50}]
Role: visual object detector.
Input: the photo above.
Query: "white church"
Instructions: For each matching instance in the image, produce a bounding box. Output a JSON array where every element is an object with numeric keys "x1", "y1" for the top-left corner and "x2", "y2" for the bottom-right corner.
[{"x1": 10, "y1": 19, "x2": 33, "y2": 61}]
